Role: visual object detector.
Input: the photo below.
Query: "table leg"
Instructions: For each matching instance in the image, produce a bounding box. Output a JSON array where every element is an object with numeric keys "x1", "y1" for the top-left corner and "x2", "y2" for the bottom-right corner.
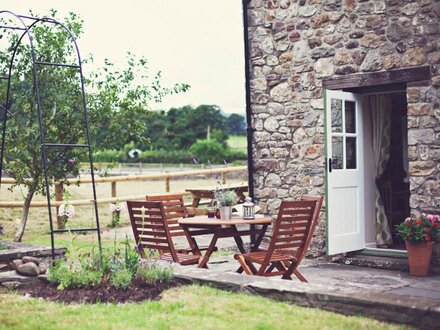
[
  {"x1": 198, "y1": 233, "x2": 219, "y2": 269},
  {"x1": 182, "y1": 226, "x2": 201, "y2": 256},
  {"x1": 191, "y1": 196, "x2": 201, "y2": 208},
  {"x1": 230, "y1": 225, "x2": 247, "y2": 254},
  {"x1": 252, "y1": 224, "x2": 269, "y2": 251}
]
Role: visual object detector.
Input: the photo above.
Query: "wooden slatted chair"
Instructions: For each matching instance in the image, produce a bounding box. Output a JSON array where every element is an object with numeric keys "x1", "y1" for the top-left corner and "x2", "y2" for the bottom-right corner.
[
  {"x1": 127, "y1": 200, "x2": 201, "y2": 265},
  {"x1": 234, "y1": 200, "x2": 316, "y2": 281},
  {"x1": 146, "y1": 194, "x2": 216, "y2": 254},
  {"x1": 257, "y1": 195, "x2": 324, "y2": 253},
  {"x1": 146, "y1": 194, "x2": 188, "y2": 237}
]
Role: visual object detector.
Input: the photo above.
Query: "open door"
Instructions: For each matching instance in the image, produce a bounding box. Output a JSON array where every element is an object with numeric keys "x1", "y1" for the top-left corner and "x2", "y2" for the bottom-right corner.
[{"x1": 325, "y1": 90, "x2": 365, "y2": 255}]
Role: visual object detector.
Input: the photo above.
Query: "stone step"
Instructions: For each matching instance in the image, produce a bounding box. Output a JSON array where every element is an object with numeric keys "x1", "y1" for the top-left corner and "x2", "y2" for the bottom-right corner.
[
  {"x1": 338, "y1": 254, "x2": 408, "y2": 272},
  {"x1": 0, "y1": 242, "x2": 66, "y2": 263}
]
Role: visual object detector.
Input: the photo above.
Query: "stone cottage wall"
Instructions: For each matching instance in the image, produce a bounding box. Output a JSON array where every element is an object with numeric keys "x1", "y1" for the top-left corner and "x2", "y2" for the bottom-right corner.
[{"x1": 247, "y1": 0, "x2": 440, "y2": 256}]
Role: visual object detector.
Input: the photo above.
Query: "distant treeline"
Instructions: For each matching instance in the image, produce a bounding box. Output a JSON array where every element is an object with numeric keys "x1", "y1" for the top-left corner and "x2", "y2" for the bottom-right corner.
[{"x1": 94, "y1": 105, "x2": 247, "y2": 164}]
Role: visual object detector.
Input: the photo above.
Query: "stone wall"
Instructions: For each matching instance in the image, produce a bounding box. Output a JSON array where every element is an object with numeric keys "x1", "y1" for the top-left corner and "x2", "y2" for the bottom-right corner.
[{"x1": 247, "y1": 0, "x2": 440, "y2": 256}]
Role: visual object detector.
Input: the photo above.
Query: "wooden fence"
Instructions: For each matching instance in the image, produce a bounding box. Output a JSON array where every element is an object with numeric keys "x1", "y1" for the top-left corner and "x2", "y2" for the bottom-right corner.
[{"x1": 0, "y1": 166, "x2": 247, "y2": 208}]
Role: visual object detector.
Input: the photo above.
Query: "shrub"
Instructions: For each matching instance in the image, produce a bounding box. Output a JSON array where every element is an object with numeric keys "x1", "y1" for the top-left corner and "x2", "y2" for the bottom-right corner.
[
  {"x1": 47, "y1": 259, "x2": 103, "y2": 290},
  {"x1": 136, "y1": 261, "x2": 174, "y2": 284},
  {"x1": 110, "y1": 268, "x2": 133, "y2": 289}
]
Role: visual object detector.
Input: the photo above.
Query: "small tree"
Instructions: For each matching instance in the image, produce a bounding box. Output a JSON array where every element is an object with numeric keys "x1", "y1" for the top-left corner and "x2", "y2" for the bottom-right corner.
[{"x1": 0, "y1": 11, "x2": 188, "y2": 241}]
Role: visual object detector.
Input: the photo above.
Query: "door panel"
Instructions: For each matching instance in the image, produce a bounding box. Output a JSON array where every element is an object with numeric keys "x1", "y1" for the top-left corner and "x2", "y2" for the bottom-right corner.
[{"x1": 325, "y1": 90, "x2": 365, "y2": 255}]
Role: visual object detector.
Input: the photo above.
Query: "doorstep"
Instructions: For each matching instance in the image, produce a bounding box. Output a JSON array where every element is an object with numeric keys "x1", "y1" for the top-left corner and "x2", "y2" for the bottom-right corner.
[{"x1": 336, "y1": 254, "x2": 408, "y2": 272}]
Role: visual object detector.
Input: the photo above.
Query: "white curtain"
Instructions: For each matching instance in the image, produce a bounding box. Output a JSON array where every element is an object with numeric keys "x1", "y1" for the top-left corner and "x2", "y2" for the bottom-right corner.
[{"x1": 369, "y1": 95, "x2": 393, "y2": 246}]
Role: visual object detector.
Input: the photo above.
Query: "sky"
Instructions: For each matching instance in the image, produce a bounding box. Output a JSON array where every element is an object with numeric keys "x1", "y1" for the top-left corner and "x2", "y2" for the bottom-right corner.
[{"x1": 1, "y1": 1, "x2": 246, "y2": 114}]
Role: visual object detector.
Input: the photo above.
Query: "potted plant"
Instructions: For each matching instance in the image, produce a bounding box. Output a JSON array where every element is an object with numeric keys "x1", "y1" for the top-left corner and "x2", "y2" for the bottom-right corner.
[
  {"x1": 214, "y1": 189, "x2": 237, "y2": 220},
  {"x1": 395, "y1": 213, "x2": 440, "y2": 276}
]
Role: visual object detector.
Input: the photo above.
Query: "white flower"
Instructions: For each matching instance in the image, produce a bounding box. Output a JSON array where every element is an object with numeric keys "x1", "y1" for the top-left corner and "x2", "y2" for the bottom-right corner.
[
  {"x1": 110, "y1": 202, "x2": 125, "y2": 213},
  {"x1": 58, "y1": 204, "x2": 75, "y2": 218}
]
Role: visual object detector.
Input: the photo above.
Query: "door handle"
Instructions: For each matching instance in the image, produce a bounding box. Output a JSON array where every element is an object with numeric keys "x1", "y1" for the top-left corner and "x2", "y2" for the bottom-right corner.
[{"x1": 328, "y1": 158, "x2": 332, "y2": 173}]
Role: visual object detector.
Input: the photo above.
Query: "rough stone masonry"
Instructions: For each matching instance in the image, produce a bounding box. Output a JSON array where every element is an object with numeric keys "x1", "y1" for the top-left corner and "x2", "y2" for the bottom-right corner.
[{"x1": 247, "y1": 0, "x2": 440, "y2": 259}]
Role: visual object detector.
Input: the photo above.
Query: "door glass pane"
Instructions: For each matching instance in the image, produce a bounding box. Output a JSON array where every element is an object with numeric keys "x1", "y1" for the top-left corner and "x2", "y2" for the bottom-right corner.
[
  {"x1": 332, "y1": 136, "x2": 343, "y2": 170},
  {"x1": 346, "y1": 137, "x2": 357, "y2": 169},
  {"x1": 331, "y1": 99, "x2": 342, "y2": 133},
  {"x1": 345, "y1": 101, "x2": 356, "y2": 133}
]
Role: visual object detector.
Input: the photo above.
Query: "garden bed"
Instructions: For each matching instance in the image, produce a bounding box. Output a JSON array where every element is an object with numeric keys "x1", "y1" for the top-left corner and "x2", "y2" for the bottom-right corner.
[{"x1": 15, "y1": 278, "x2": 180, "y2": 304}]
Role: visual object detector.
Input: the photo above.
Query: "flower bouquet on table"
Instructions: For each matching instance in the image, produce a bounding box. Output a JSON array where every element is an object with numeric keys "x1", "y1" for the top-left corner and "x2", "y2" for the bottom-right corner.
[
  {"x1": 214, "y1": 188, "x2": 238, "y2": 220},
  {"x1": 395, "y1": 213, "x2": 439, "y2": 276}
]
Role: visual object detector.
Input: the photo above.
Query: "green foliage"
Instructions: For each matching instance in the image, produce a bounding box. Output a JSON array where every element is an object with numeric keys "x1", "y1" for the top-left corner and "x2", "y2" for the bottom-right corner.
[
  {"x1": 189, "y1": 139, "x2": 247, "y2": 164},
  {"x1": 226, "y1": 113, "x2": 246, "y2": 135},
  {"x1": 395, "y1": 213, "x2": 440, "y2": 242},
  {"x1": 189, "y1": 139, "x2": 224, "y2": 164},
  {"x1": 0, "y1": 10, "x2": 189, "y2": 240},
  {"x1": 88, "y1": 54, "x2": 189, "y2": 151},
  {"x1": 47, "y1": 234, "x2": 141, "y2": 290},
  {"x1": 47, "y1": 259, "x2": 103, "y2": 290},
  {"x1": 110, "y1": 268, "x2": 133, "y2": 289},
  {"x1": 136, "y1": 261, "x2": 174, "y2": 284},
  {"x1": 141, "y1": 104, "x2": 229, "y2": 150},
  {"x1": 214, "y1": 190, "x2": 237, "y2": 207}
]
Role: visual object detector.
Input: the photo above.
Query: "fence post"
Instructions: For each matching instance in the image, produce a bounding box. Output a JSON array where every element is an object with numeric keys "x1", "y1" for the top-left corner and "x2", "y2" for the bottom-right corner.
[
  {"x1": 111, "y1": 181, "x2": 117, "y2": 199},
  {"x1": 55, "y1": 183, "x2": 63, "y2": 229},
  {"x1": 165, "y1": 171, "x2": 170, "y2": 192},
  {"x1": 222, "y1": 172, "x2": 227, "y2": 184}
]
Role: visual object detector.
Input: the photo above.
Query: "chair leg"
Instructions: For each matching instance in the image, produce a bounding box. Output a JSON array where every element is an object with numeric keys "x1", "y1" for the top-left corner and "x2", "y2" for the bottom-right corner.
[
  {"x1": 293, "y1": 269, "x2": 308, "y2": 283},
  {"x1": 236, "y1": 255, "x2": 254, "y2": 275}
]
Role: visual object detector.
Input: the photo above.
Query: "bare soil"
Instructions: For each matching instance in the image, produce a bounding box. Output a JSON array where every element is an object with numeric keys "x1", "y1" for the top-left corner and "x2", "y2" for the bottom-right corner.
[{"x1": 15, "y1": 278, "x2": 180, "y2": 304}]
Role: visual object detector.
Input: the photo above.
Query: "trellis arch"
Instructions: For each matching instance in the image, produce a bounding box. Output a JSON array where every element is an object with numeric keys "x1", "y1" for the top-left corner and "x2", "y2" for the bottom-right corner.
[{"x1": 0, "y1": 11, "x2": 101, "y2": 258}]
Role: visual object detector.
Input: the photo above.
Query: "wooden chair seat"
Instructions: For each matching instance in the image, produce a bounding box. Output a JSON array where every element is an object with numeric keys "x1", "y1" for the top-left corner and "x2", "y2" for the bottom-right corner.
[
  {"x1": 234, "y1": 200, "x2": 318, "y2": 282},
  {"x1": 159, "y1": 253, "x2": 201, "y2": 266},
  {"x1": 240, "y1": 251, "x2": 298, "y2": 263}
]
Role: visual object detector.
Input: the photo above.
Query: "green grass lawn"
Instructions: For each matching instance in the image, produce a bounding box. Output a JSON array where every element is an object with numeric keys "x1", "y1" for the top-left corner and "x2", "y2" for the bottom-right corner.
[
  {"x1": 0, "y1": 285, "x2": 407, "y2": 330},
  {"x1": 227, "y1": 135, "x2": 247, "y2": 153}
]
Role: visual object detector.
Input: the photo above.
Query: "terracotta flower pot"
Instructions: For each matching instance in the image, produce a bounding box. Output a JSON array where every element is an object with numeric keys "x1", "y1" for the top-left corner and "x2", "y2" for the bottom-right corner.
[{"x1": 405, "y1": 241, "x2": 434, "y2": 276}]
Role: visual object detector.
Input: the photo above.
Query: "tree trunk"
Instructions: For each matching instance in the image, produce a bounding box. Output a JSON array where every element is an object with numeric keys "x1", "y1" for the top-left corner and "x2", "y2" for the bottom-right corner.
[{"x1": 14, "y1": 184, "x2": 36, "y2": 242}]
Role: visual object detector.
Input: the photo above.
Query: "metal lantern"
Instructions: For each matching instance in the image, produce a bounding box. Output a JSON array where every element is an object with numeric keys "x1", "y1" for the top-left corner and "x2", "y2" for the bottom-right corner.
[{"x1": 242, "y1": 197, "x2": 255, "y2": 220}]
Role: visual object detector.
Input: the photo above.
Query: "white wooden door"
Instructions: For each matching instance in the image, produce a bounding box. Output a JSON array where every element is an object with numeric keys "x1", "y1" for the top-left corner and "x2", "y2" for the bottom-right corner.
[{"x1": 325, "y1": 90, "x2": 365, "y2": 255}]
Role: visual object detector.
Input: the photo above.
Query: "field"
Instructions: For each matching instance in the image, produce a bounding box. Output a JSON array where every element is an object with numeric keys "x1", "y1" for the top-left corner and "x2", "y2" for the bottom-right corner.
[
  {"x1": 0, "y1": 175, "x2": 247, "y2": 247},
  {"x1": 227, "y1": 135, "x2": 247, "y2": 153}
]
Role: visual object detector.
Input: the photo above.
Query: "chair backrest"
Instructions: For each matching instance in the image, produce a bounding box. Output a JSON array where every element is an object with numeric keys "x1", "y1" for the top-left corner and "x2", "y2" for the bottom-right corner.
[
  {"x1": 146, "y1": 194, "x2": 187, "y2": 237},
  {"x1": 301, "y1": 195, "x2": 324, "y2": 250},
  {"x1": 266, "y1": 200, "x2": 316, "y2": 262},
  {"x1": 127, "y1": 200, "x2": 178, "y2": 261}
]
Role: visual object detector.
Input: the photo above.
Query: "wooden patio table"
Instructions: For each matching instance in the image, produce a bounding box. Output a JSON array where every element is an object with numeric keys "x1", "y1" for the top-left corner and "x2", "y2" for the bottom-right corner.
[
  {"x1": 185, "y1": 183, "x2": 248, "y2": 208},
  {"x1": 178, "y1": 215, "x2": 272, "y2": 268}
]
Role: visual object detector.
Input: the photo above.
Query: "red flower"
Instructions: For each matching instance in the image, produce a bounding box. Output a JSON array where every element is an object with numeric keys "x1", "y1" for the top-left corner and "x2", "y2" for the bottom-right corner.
[
  {"x1": 406, "y1": 222, "x2": 411, "y2": 227},
  {"x1": 425, "y1": 234, "x2": 431, "y2": 241},
  {"x1": 424, "y1": 228, "x2": 430, "y2": 233},
  {"x1": 416, "y1": 219, "x2": 422, "y2": 225}
]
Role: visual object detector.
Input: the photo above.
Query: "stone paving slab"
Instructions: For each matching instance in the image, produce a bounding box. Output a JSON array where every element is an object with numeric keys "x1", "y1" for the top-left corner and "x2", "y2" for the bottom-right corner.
[
  {"x1": 0, "y1": 242, "x2": 66, "y2": 262},
  {"x1": 171, "y1": 256, "x2": 440, "y2": 328}
]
